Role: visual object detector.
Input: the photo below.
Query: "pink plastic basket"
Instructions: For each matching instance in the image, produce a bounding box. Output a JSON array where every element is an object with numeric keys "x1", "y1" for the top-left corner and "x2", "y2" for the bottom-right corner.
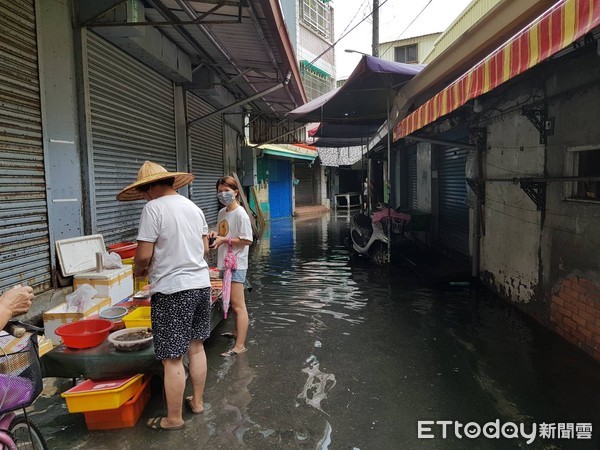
[{"x1": 0, "y1": 334, "x2": 43, "y2": 414}]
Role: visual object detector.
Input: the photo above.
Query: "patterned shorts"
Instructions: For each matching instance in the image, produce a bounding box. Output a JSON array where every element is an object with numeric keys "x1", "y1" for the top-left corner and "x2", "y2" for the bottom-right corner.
[{"x1": 150, "y1": 288, "x2": 211, "y2": 360}]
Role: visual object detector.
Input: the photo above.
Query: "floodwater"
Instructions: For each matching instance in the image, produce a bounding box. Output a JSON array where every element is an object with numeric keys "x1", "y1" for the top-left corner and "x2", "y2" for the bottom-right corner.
[{"x1": 32, "y1": 212, "x2": 600, "y2": 449}]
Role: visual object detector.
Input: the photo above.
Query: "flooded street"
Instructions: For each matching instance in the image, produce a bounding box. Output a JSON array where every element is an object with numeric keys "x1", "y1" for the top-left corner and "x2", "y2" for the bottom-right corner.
[{"x1": 34, "y1": 213, "x2": 600, "y2": 449}]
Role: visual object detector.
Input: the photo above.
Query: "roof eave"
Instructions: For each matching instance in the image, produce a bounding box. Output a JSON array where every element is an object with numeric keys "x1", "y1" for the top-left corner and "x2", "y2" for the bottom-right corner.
[{"x1": 259, "y1": 0, "x2": 307, "y2": 106}]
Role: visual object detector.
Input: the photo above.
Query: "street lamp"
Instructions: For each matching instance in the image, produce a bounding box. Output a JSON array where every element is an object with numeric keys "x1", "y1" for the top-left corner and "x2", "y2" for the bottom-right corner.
[{"x1": 344, "y1": 49, "x2": 370, "y2": 56}]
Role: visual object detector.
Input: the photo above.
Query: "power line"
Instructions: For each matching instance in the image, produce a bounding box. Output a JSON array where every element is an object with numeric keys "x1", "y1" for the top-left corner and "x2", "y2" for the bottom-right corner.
[
  {"x1": 307, "y1": 0, "x2": 391, "y2": 67},
  {"x1": 484, "y1": 197, "x2": 600, "y2": 220},
  {"x1": 380, "y1": 0, "x2": 433, "y2": 59},
  {"x1": 483, "y1": 203, "x2": 599, "y2": 241},
  {"x1": 338, "y1": 0, "x2": 370, "y2": 39}
]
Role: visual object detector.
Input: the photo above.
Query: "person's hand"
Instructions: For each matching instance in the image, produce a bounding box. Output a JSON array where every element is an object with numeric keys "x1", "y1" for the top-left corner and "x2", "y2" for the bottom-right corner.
[
  {"x1": 211, "y1": 235, "x2": 227, "y2": 249},
  {"x1": 0, "y1": 285, "x2": 34, "y2": 317},
  {"x1": 134, "y1": 266, "x2": 149, "y2": 278}
]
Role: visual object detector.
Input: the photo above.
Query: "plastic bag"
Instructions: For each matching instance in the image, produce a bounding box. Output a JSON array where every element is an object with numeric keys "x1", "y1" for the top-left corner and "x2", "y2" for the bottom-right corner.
[
  {"x1": 66, "y1": 284, "x2": 97, "y2": 313},
  {"x1": 103, "y1": 252, "x2": 123, "y2": 269}
]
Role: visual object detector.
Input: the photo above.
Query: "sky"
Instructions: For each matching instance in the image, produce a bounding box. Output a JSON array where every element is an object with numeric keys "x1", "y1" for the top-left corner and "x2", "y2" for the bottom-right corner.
[{"x1": 333, "y1": 0, "x2": 474, "y2": 78}]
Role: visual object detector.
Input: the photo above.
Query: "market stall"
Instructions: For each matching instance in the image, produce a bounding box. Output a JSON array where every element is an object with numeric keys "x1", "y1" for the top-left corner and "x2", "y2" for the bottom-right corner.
[{"x1": 41, "y1": 288, "x2": 223, "y2": 380}]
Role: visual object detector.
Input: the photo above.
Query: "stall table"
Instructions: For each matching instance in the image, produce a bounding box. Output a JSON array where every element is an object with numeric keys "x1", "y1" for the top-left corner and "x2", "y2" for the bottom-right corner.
[{"x1": 41, "y1": 280, "x2": 224, "y2": 380}]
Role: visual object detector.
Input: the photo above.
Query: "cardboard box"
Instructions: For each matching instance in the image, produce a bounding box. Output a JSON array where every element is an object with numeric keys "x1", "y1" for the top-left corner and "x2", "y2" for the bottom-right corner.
[
  {"x1": 43, "y1": 297, "x2": 111, "y2": 345},
  {"x1": 74, "y1": 266, "x2": 133, "y2": 305}
]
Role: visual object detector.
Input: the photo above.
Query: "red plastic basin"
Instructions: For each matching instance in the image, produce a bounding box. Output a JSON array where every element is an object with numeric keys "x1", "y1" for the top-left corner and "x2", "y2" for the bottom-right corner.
[
  {"x1": 107, "y1": 242, "x2": 137, "y2": 259},
  {"x1": 55, "y1": 319, "x2": 113, "y2": 349}
]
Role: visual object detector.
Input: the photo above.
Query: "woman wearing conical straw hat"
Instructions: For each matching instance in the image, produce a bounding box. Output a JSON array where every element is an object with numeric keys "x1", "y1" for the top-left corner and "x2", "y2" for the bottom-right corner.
[{"x1": 117, "y1": 161, "x2": 210, "y2": 431}]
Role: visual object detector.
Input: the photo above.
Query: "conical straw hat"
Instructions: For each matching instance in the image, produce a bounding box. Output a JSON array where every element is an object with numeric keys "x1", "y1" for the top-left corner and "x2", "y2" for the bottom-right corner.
[{"x1": 116, "y1": 161, "x2": 194, "y2": 201}]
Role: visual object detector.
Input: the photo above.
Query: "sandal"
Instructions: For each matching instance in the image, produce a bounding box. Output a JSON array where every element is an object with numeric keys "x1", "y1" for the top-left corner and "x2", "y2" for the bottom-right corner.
[
  {"x1": 221, "y1": 332, "x2": 236, "y2": 339},
  {"x1": 185, "y1": 397, "x2": 204, "y2": 414},
  {"x1": 146, "y1": 416, "x2": 185, "y2": 431},
  {"x1": 220, "y1": 347, "x2": 247, "y2": 357}
]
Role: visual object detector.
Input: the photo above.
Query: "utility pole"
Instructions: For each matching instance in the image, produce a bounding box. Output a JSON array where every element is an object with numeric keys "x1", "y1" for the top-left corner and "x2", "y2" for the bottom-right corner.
[{"x1": 372, "y1": 0, "x2": 379, "y2": 57}]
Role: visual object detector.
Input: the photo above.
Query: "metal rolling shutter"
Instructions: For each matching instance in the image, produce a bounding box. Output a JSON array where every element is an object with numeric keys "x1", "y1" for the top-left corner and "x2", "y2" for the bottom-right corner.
[
  {"x1": 0, "y1": 0, "x2": 52, "y2": 292},
  {"x1": 294, "y1": 163, "x2": 314, "y2": 205},
  {"x1": 187, "y1": 92, "x2": 223, "y2": 225},
  {"x1": 86, "y1": 33, "x2": 177, "y2": 244},
  {"x1": 406, "y1": 148, "x2": 417, "y2": 209},
  {"x1": 438, "y1": 147, "x2": 469, "y2": 255}
]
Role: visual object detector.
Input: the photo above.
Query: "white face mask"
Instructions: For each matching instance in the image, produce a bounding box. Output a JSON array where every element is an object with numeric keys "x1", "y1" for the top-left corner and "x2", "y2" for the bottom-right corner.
[{"x1": 217, "y1": 191, "x2": 236, "y2": 205}]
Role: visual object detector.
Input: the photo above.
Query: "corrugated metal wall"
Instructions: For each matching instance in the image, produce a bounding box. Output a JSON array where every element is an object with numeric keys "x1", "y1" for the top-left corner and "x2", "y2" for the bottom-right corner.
[
  {"x1": 406, "y1": 148, "x2": 418, "y2": 209},
  {"x1": 0, "y1": 0, "x2": 51, "y2": 293},
  {"x1": 187, "y1": 92, "x2": 223, "y2": 225},
  {"x1": 294, "y1": 163, "x2": 315, "y2": 205},
  {"x1": 422, "y1": 0, "x2": 501, "y2": 64},
  {"x1": 378, "y1": 33, "x2": 441, "y2": 63},
  {"x1": 86, "y1": 32, "x2": 177, "y2": 244},
  {"x1": 438, "y1": 147, "x2": 469, "y2": 255}
]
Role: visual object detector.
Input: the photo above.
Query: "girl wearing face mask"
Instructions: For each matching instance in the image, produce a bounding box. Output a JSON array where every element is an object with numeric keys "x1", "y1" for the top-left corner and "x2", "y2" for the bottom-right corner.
[{"x1": 208, "y1": 176, "x2": 253, "y2": 357}]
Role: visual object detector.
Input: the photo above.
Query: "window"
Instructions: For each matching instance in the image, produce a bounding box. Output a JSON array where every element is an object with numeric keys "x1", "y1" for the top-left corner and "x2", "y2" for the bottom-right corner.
[
  {"x1": 300, "y1": 61, "x2": 333, "y2": 101},
  {"x1": 300, "y1": 0, "x2": 331, "y2": 39},
  {"x1": 565, "y1": 147, "x2": 600, "y2": 201},
  {"x1": 394, "y1": 44, "x2": 418, "y2": 64}
]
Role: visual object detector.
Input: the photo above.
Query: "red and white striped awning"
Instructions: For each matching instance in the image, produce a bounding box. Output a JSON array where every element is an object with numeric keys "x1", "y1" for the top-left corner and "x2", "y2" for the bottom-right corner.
[{"x1": 394, "y1": 0, "x2": 600, "y2": 141}]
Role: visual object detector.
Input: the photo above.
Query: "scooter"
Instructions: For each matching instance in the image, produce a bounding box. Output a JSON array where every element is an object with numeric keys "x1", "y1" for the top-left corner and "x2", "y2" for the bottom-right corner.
[{"x1": 349, "y1": 206, "x2": 411, "y2": 265}]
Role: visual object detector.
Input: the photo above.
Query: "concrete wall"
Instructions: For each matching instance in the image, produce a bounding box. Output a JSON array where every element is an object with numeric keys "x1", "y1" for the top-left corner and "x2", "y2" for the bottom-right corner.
[
  {"x1": 477, "y1": 46, "x2": 600, "y2": 358},
  {"x1": 542, "y1": 47, "x2": 600, "y2": 357},
  {"x1": 481, "y1": 83, "x2": 543, "y2": 305}
]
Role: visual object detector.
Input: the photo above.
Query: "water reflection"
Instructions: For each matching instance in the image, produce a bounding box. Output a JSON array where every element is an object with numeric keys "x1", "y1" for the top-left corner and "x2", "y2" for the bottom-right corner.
[
  {"x1": 38, "y1": 212, "x2": 600, "y2": 449},
  {"x1": 251, "y1": 214, "x2": 368, "y2": 330},
  {"x1": 297, "y1": 355, "x2": 337, "y2": 415}
]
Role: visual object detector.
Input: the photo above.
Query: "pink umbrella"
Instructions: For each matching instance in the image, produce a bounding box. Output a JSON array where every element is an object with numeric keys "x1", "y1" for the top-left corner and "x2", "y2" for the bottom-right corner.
[{"x1": 221, "y1": 237, "x2": 237, "y2": 319}]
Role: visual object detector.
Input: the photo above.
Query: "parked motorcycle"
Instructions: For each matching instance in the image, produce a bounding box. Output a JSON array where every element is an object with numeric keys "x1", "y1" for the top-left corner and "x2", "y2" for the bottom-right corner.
[{"x1": 349, "y1": 207, "x2": 411, "y2": 265}]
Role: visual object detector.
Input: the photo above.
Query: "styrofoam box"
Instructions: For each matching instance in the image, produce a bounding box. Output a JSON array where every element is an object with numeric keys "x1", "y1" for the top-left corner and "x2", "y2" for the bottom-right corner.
[
  {"x1": 43, "y1": 297, "x2": 111, "y2": 346},
  {"x1": 56, "y1": 234, "x2": 105, "y2": 278},
  {"x1": 55, "y1": 234, "x2": 134, "y2": 305},
  {"x1": 74, "y1": 266, "x2": 133, "y2": 306}
]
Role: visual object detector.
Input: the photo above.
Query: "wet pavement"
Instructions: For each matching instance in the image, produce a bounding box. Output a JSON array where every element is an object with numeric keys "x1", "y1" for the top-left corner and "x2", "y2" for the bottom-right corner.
[{"x1": 31, "y1": 212, "x2": 600, "y2": 449}]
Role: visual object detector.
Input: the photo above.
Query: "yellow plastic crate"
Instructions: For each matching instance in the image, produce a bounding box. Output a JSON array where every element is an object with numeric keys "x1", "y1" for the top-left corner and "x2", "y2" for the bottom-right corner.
[
  {"x1": 122, "y1": 306, "x2": 151, "y2": 328},
  {"x1": 122, "y1": 257, "x2": 148, "y2": 292},
  {"x1": 61, "y1": 373, "x2": 144, "y2": 413}
]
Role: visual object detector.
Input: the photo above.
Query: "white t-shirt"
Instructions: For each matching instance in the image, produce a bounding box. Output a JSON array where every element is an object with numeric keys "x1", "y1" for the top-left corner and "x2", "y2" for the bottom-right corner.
[
  {"x1": 137, "y1": 194, "x2": 210, "y2": 295},
  {"x1": 216, "y1": 205, "x2": 253, "y2": 270}
]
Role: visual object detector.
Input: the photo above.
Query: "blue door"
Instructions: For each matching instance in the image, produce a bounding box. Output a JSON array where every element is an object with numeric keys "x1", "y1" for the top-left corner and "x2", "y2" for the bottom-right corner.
[{"x1": 268, "y1": 159, "x2": 292, "y2": 219}]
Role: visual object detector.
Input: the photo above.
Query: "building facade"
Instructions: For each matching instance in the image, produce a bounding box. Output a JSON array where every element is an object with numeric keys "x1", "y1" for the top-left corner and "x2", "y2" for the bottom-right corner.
[
  {"x1": 279, "y1": 0, "x2": 335, "y2": 210},
  {"x1": 378, "y1": 33, "x2": 441, "y2": 65},
  {"x1": 0, "y1": 0, "x2": 304, "y2": 312},
  {"x1": 388, "y1": 0, "x2": 600, "y2": 361}
]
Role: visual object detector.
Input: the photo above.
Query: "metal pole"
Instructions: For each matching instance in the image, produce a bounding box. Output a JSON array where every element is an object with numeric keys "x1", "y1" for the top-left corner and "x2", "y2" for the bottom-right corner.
[
  {"x1": 361, "y1": 138, "x2": 366, "y2": 211},
  {"x1": 386, "y1": 94, "x2": 391, "y2": 262},
  {"x1": 472, "y1": 166, "x2": 481, "y2": 278},
  {"x1": 372, "y1": 0, "x2": 380, "y2": 57},
  {"x1": 187, "y1": 72, "x2": 290, "y2": 127},
  {"x1": 472, "y1": 129, "x2": 485, "y2": 278}
]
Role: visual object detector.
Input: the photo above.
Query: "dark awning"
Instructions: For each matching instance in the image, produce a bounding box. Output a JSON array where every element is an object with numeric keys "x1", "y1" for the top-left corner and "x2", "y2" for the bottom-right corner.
[{"x1": 289, "y1": 55, "x2": 424, "y2": 124}]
